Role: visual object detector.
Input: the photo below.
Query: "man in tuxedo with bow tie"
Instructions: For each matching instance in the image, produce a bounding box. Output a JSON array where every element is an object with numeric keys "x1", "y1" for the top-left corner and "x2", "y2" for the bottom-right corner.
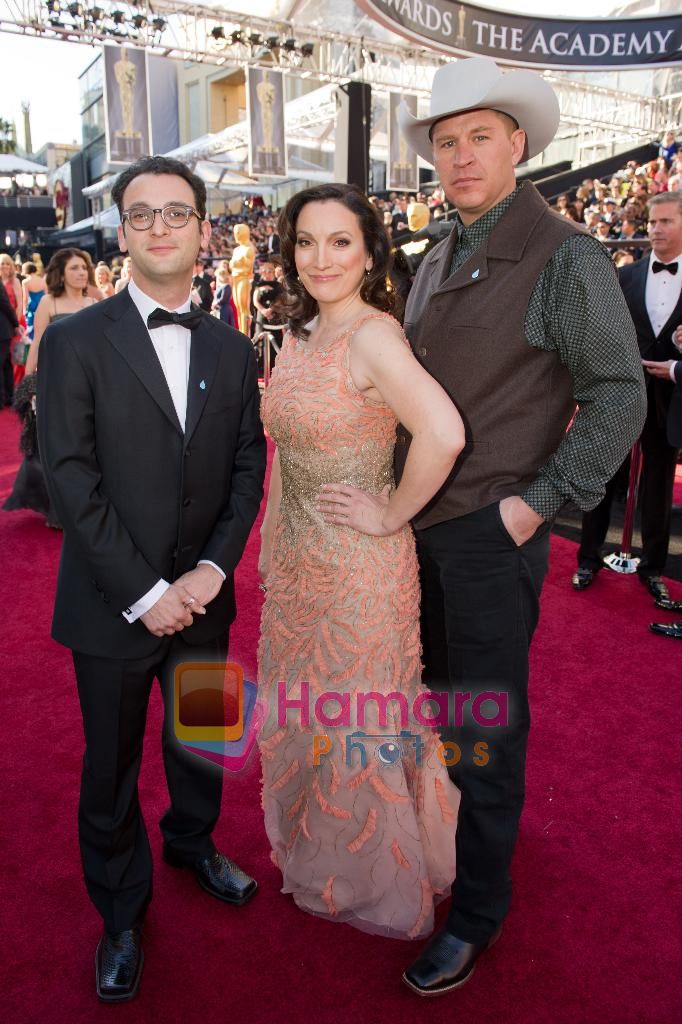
[
  {"x1": 38, "y1": 156, "x2": 266, "y2": 1002},
  {"x1": 574, "y1": 193, "x2": 682, "y2": 607}
]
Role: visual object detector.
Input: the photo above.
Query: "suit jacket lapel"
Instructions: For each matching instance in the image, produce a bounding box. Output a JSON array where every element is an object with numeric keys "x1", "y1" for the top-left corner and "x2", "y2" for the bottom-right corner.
[
  {"x1": 103, "y1": 290, "x2": 183, "y2": 435},
  {"x1": 632, "y1": 256, "x2": 656, "y2": 340},
  {"x1": 657, "y1": 285, "x2": 682, "y2": 343},
  {"x1": 184, "y1": 318, "x2": 221, "y2": 447}
]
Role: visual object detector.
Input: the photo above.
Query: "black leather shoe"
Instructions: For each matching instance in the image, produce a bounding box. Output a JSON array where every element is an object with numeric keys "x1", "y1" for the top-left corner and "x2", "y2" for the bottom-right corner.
[
  {"x1": 640, "y1": 575, "x2": 673, "y2": 604},
  {"x1": 572, "y1": 567, "x2": 595, "y2": 591},
  {"x1": 402, "y1": 925, "x2": 502, "y2": 996},
  {"x1": 163, "y1": 846, "x2": 257, "y2": 905},
  {"x1": 649, "y1": 620, "x2": 682, "y2": 639},
  {"x1": 95, "y1": 927, "x2": 143, "y2": 1003},
  {"x1": 654, "y1": 596, "x2": 682, "y2": 612}
]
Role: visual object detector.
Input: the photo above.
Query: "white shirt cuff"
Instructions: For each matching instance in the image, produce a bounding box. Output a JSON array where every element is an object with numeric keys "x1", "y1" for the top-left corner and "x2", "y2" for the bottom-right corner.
[
  {"x1": 670, "y1": 361, "x2": 679, "y2": 382},
  {"x1": 198, "y1": 559, "x2": 226, "y2": 581},
  {"x1": 122, "y1": 579, "x2": 171, "y2": 623}
]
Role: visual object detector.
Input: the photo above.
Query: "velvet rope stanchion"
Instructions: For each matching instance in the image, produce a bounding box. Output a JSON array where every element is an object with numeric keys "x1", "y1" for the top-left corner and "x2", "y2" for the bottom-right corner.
[{"x1": 603, "y1": 439, "x2": 642, "y2": 574}]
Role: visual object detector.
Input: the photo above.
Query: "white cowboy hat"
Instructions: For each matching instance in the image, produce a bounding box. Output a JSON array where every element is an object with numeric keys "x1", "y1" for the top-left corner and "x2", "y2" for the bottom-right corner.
[{"x1": 399, "y1": 56, "x2": 560, "y2": 165}]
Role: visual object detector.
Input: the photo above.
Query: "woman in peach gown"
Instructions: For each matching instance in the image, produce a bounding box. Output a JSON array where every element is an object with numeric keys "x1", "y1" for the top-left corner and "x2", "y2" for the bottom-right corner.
[{"x1": 257, "y1": 183, "x2": 465, "y2": 940}]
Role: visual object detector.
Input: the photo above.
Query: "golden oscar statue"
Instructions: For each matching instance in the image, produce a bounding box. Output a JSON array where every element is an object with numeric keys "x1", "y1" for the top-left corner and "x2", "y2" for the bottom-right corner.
[
  {"x1": 392, "y1": 127, "x2": 415, "y2": 189},
  {"x1": 113, "y1": 48, "x2": 143, "y2": 160},
  {"x1": 229, "y1": 224, "x2": 256, "y2": 334},
  {"x1": 456, "y1": 5, "x2": 467, "y2": 45},
  {"x1": 254, "y1": 70, "x2": 281, "y2": 173}
]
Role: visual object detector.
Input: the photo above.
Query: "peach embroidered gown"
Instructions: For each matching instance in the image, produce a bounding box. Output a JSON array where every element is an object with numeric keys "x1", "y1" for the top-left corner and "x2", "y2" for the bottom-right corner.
[{"x1": 257, "y1": 312, "x2": 459, "y2": 940}]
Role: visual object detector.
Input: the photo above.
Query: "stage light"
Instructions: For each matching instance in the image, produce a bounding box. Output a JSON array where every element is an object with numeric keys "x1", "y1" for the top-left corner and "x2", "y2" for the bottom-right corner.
[
  {"x1": 131, "y1": 14, "x2": 146, "y2": 29},
  {"x1": 111, "y1": 10, "x2": 125, "y2": 24},
  {"x1": 231, "y1": 30, "x2": 243, "y2": 45},
  {"x1": 249, "y1": 32, "x2": 261, "y2": 46},
  {"x1": 300, "y1": 42, "x2": 315, "y2": 57},
  {"x1": 152, "y1": 17, "x2": 166, "y2": 32},
  {"x1": 266, "y1": 35, "x2": 280, "y2": 49},
  {"x1": 282, "y1": 38, "x2": 297, "y2": 52},
  {"x1": 45, "y1": 0, "x2": 60, "y2": 11},
  {"x1": 211, "y1": 26, "x2": 225, "y2": 40},
  {"x1": 68, "y1": 2, "x2": 84, "y2": 16},
  {"x1": 88, "y1": 5, "x2": 105, "y2": 21}
]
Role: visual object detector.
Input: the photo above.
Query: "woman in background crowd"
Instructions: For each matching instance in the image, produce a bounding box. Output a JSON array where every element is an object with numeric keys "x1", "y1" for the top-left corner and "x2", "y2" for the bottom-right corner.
[
  {"x1": 94, "y1": 262, "x2": 115, "y2": 299},
  {"x1": 1, "y1": 252, "x2": 26, "y2": 393},
  {"x1": 114, "y1": 254, "x2": 133, "y2": 293},
  {"x1": 5, "y1": 249, "x2": 97, "y2": 527},
  {"x1": 211, "y1": 259, "x2": 236, "y2": 327},
  {"x1": 22, "y1": 262, "x2": 46, "y2": 341}
]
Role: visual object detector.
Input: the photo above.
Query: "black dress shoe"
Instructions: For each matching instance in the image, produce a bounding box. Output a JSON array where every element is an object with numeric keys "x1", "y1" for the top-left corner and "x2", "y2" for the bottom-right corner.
[
  {"x1": 95, "y1": 927, "x2": 144, "y2": 1002},
  {"x1": 640, "y1": 575, "x2": 673, "y2": 604},
  {"x1": 163, "y1": 846, "x2": 257, "y2": 905},
  {"x1": 572, "y1": 567, "x2": 595, "y2": 591},
  {"x1": 649, "y1": 620, "x2": 682, "y2": 639},
  {"x1": 654, "y1": 596, "x2": 682, "y2": 612},
  {"x1": 402, "y1": 925, "x2": 502, "y2": 996}
]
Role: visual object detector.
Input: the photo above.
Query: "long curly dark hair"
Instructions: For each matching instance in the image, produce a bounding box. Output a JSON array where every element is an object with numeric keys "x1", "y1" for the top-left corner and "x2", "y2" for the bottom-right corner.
[
  {"x1": 277, "y1": 183, "x2": 398, "y2": 338},
  {"x1": 45, "y1": 248, "x2": 95, "y2": 297}
]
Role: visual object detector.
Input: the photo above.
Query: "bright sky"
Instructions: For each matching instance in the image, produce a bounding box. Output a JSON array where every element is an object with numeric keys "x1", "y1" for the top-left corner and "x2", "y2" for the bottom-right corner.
[{"x1": 0, "y1": 1, "x2": 620, "y2": 154}]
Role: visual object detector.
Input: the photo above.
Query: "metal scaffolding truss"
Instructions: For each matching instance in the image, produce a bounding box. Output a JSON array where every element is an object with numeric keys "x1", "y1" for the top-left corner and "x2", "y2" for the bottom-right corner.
[
  {"x1": 1, "y1": 0, "x2": 678, "y2": 141},
  {"x1": 0, "y1": 0, "x2": 447, "y2": 88}
]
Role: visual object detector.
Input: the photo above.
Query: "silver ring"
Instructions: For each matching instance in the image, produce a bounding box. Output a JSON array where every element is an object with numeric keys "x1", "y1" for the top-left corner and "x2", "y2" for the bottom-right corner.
[
  {"x1": 184, "y1": 597, "x2": 196, "y2": 608},
  {"x1": 258, "y1": 583, "x2": 268, "y2": 593}
]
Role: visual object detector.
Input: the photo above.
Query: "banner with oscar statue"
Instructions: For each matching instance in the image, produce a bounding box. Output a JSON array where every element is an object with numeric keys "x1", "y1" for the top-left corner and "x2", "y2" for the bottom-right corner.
[
  {"x1": 103, "y1": 45, "x2": 152, "y2": 164},
  {"x1": 388, "y1": 92, "x2": 419, "y2": 191},
  {"x1": 247, "y1": 67, "x2": 287, "y2": 177}
]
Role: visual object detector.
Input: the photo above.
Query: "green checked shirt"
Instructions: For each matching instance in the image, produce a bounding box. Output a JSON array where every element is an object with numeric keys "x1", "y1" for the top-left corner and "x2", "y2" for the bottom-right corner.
[{"x1": 449, "y1": 186, "x2": 646, "y2": 520}]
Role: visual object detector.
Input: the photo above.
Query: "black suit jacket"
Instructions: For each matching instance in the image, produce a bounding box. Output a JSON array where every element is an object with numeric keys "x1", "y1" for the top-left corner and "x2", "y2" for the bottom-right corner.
[
  {"x1": 37, "y1": 287, "x2": 266, "y2": 659},
  {"x1": 619, "y1": 257, "x2": 682, "y2": 436},
  {"x1": 670, "y1": 360, "x2": 682, "y2": 448},
  {"x1": 0, "y1": 283, "x2": 19, "y2": 342}
]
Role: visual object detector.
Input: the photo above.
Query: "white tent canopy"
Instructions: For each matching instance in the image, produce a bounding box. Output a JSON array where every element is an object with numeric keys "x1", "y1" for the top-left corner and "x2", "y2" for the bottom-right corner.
[{"x1": 0, "y1": 154, "x2": 48, "y2": 174}]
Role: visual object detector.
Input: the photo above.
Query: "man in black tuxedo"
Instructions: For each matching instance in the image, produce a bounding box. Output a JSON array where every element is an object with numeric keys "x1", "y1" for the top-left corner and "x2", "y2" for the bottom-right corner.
[
  {"x1": 647, "y1": 324, "x2": 682, "y2": 637},
  {"x1": 191, "y1": 258, "x2": 214, "y2": 311},
  {"x1": 574, "y1": 193, "x2": 682, "y2": 607},
  {"x1": 38, "y1": 156, "x2": 266, "y2": 1002}
]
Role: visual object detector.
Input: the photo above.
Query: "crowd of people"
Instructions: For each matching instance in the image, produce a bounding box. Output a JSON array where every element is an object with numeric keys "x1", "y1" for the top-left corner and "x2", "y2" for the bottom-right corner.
[
  {"x1": 0, "y1": 183, "x2": 49, "y2": 199},
  {"x1": 549, "y1": 131, "x2": 681, "y2": 266}
]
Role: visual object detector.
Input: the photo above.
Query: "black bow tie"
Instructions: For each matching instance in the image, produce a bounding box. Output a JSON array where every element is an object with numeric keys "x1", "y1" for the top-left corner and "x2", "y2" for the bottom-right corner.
[
  {"x1": 147, "y1": 307, "x2": 204, "y2": 331},
  {"x1": 652, "y1": 261, "x2": 678, "y2": 275}
]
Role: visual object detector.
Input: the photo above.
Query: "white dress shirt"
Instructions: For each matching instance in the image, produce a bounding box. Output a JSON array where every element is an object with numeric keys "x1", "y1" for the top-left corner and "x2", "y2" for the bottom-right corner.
[
  {"x1": 122, "y1": 280, "x2": 224, "y2": 624},
  {"x1": 644, "y1": 250, "x2": 682, "y2": 382},
  {"x1": 645, "y1": 249, "x2": 682, "y2": 337}
]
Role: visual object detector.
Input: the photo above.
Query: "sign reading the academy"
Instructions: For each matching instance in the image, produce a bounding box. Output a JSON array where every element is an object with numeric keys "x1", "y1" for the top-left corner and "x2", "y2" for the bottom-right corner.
[{"x1": 358, "y1": 1, "x2": 682, "y2": 70}]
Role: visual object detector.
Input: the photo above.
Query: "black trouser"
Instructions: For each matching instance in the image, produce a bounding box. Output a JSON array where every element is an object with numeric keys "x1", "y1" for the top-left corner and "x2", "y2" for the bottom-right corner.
[
  {"x1": 578, "y1": 408, "x2": 678, "y2": 577},
  {"x1": 73, "y1": 631, "x2": 228, "y2": 934},
  {"x1": 416, "y1": 502, "x2": 550, "y2": 944}
]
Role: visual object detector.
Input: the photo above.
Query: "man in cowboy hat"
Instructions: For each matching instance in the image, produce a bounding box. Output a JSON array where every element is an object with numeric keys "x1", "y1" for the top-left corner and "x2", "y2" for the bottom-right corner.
[{"x1": 395, "y1": 56, "x2": 646, "y2": 997}]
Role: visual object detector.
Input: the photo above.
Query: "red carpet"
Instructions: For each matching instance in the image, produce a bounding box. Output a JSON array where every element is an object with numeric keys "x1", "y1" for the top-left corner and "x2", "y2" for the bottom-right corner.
[{"x1": 0, "y1": 406, "x2": 678, "y2": 1024}]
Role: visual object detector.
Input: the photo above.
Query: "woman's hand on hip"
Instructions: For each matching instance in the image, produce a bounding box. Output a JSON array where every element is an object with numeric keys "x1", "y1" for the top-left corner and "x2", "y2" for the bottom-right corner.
[{"x1": 317, "y1": 483, "x2": 395, "y2": 536}]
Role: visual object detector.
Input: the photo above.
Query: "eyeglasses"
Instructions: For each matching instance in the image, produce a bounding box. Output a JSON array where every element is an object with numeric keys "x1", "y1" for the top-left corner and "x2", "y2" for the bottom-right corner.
[{"x1": 121, "y1": 204, "x2": 201, "y2": 231}]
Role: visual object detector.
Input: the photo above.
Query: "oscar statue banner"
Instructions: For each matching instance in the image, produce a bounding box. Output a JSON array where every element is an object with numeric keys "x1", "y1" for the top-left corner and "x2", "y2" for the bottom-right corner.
[
  {"x1": 357, "y1": 1, "x2": 682, "y2": 71},
  {"x1": 247, "y1": 67, "x2": 287, "y2": 177},
  {"x1": 103, "y1": 45, "x2": 152, "y2": 164},
  {"x1": 388, "y1": 92, "x2": 419, "y2": 191}
]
